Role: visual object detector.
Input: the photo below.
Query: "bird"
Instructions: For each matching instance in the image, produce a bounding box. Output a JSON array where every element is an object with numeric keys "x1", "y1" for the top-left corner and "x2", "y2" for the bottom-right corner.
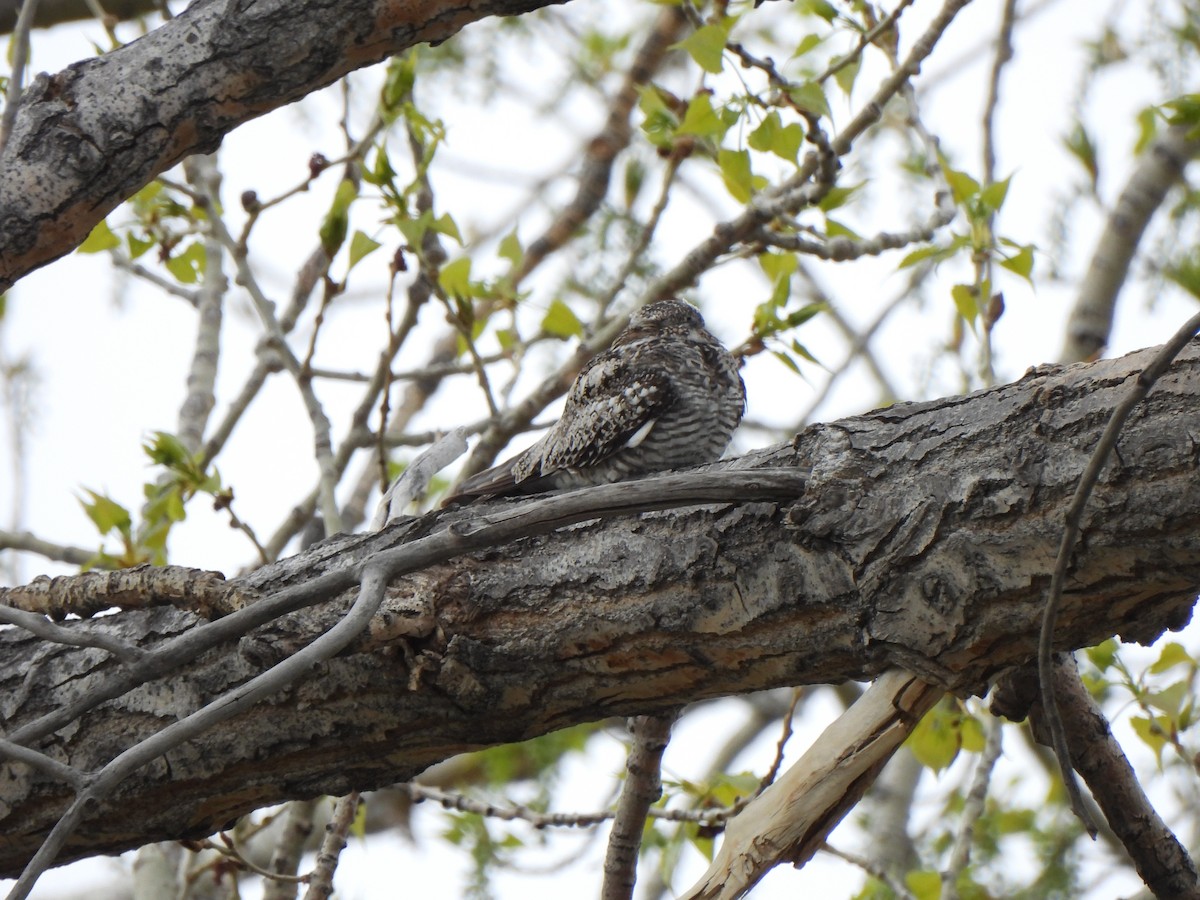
[{"x1": 446, "y1": 299, "x2": 745, "y2": 502}]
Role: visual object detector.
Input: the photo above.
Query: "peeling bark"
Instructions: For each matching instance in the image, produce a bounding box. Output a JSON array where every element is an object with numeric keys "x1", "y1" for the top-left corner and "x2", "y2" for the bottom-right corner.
[
  {"x1": 0, "y1": 0, "x2": 573, "y2": 291},
  {"x1": 1, "y1": 341, "x2": 1199, "y2": 874}
]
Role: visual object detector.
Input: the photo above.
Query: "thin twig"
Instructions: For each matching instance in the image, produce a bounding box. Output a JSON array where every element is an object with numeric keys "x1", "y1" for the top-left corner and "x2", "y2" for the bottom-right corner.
[
  {"x1": 0, "y1": 530, "x2": 92, "y2": 566},
  {"x1": 941, "y1": 716, "x2": 1002, "y2": 900},
  {"x1": 0, "y1": 739, "x2": 84, "y2": 789},
  {"x1": 821, "y1": 843, "x2": 918, "y2": 900},
  {"x1": 0, "y1": 605, "x2": 147, "y2": 663},
  {"x1": 301, "y1": 791, "x2": 360, "y2": 900}
]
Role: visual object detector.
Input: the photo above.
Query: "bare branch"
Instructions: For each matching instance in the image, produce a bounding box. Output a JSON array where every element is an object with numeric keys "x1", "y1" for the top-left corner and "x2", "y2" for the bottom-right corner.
[
  {"x1": 0, "y1": 530, "x2": 92, "y2": 567},
  {"x1": 942, "y1": 716, "x2": 1002, "y2": 900},
  {"x1": 301, "y1": 792, "x2": 360, "y2": 900},
  {"x1": 177, "y1": 153, "x2": 227, "y2": 453},
  {"x1": 0, "y1": 605, "x2": 146, "y2": 662},
  {"x1": 602, "y1": 712, "x2": 677, "y2": 900}
]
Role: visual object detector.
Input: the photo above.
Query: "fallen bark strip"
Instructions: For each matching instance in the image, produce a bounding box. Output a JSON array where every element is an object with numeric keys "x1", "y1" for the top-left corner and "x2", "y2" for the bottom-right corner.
[{"x1": 0, "y1": 341, "x2": 1198, "y2": 874}]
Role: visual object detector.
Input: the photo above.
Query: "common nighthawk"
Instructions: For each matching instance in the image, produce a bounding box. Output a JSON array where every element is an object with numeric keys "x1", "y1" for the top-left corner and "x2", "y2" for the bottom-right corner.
[{"x1": 446, "y1": 299, "x2": 745, "y2": 502}]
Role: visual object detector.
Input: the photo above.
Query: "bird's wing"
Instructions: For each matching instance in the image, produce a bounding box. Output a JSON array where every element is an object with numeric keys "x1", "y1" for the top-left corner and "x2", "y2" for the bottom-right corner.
[
  {"x1": 528, "y1": 355, "x2": 674, "y2": 475},
  {"x1": 443, "y1": 351, "x2": 676, "y2": 504}
]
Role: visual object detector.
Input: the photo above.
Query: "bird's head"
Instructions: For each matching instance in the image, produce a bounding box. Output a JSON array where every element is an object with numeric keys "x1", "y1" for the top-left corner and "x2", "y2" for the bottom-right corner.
[{"x1": 626, "y1": 299, "x2": 708, "y2": 341}]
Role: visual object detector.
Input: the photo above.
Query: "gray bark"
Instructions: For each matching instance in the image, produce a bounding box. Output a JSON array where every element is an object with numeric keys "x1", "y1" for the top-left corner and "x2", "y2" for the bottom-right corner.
[
  {"x1": 1, "y1": 341, "x2": 1199, "y2": 875},
  {"x1": 0, "y1": 0, "x2": 572, "y2": 292}
]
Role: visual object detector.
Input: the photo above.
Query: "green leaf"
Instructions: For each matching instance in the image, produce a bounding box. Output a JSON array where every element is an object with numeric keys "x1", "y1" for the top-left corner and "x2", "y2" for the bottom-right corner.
[
  {"x1": 978, "y1": 175, "x2": 1012, "y2": 213},
  {"x1": 382, "y1": 52, "x2": 418, "y2": 114},
  {"x1": 679, "y1": 92, "x2": 726, "y2": 139},
  {"x1": 541, "y1": 299, "x2": 583, "y2": 338},
  {"x1": 788, "y1": 81, "x2": 831, "y2": 118},
  {"x1": 749, "y1": 112, "x2": 803, "y2": 163},
  {"x1": 718, "y1": 149, "x2": 754, "y2": 203},
  {"x1": 748, "y1": 111, "x2": 780, "y2": 153},
  {"x1": 817, "y1": 183, "x2": 861, "y2": 213},
  {"x1": 1148, "y1": 681, "x2": 1189, "y2": 716},
  {"x1": 623, "y1": 157, "x2": 646, "y2": 208},
  {"x1": 798, "y1": 0, "x2": 837, "y2": 22},
  {"x1": 362, "y1": 146, "x2": 396, "y2": 188},
  {"x1": 127, "y1": 233, "x2": 154, "y2": 260},
  {"x1": 998, "y1": 242, "x2": 1035, "y2": 282},
  {"x1": 905, "y1": 870, "x2": 943, "y2": 900},
  {"x1": 792, "y1": 33, "x2": 823, "y2": 58},
  {"x1": 677, "y1": 23, "x2": 729, "y2": 74},
  {"x1": 833, "y1": 56, "x2": 860, "y2": 97},
  {"x1": 1086, "y1": 638, "x2": 1118, "y2": 672},
  {"x1": 790, "y1": 338, "x2": 819, "y2": 365},
  {"x1": 165, "y1": 242, "x2": 205, "y2": 284},
  {"x1": 1134, "y1": 105, "x2": 1159, "y2": 155},
  {"x1": 1064, "y1": 121, "x2": 1099, "y2": 190},
  {"x1": 771, "y1": 349, "x2": 801, "y2": 375},
  {"x1": 1150, "y1": 642, "x2": 1195, "y2": 674},
  {"x1": 78, "y1": 219, "x2": 120, "y2": 254},
  {"x1": 352, "y1": 797, "x2": 369, "y2": 839},
  {"x1": 959, "y1": 714, "x2": 986, "y2": 753},
  {"x1": 951, "y1": 283, "x2": 979, "y2": 328},
  {"x1": 80, "y1": 490, "x2": 132, "y2": 536},
  {"x1": 439, "y1": 257, "x2": 472, "y2": 296},
  {"x1": 902, "y1": 241, "x2": 955, "y2": 270},
  {"x1": 906, "y1": 702, "x2": 962, "y2": 772},
  {"x1": 638, "y1": 84, "x2": 681, "y2": 147},
  {"x1": 1130, "y1": 715, "x2": 1168, "y2": 767},
  {"x1": 824, "y1": 217, "x2": 861, "y2": 241},
  {"x1": 944, "y1": 166, "x2": 981, "y2": 205},
  {"x1": 498, "y1": 229, "x2": 523, "y2": 266},
  {"x1": 758, "y1": 250, "x2": 798, "y2": 284},
  {"x1": 433, "y1": 212, "x2": 462, "y2": 244},
  {"x1": 347, "y1": 230, "x2": 382, "y2": 271},
  {"x1": 1162, "y1": 93, "x2": 1200, "y2": 130},
  {"x1": 319, "y1": 179, "x2": 358, "y2": 256},
  {"x1": 144, "y1": 431, "x2": 190, "y2": 469},
  {"x1": 1165, "y1": 249, "x2": 1200, "y2": 300}
]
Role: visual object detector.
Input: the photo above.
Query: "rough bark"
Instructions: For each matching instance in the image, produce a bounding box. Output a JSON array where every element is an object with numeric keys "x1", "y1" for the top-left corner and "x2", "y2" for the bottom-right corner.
[
  {"x1": 1, "y1": 341, "x2": 1199, "y2": 875},
  {"x1": 0, "y1": 0, "x2": 573, "y2": 291}
]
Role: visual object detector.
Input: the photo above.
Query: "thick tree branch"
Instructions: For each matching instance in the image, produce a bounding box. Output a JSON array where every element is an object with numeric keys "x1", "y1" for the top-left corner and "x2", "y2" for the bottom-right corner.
[
  {"x1": 1, "y1": 342, "x2": 1199, "y2": 875},
  {"x1": 0, "y1": 0, "x2": 574, "y2": 291}
]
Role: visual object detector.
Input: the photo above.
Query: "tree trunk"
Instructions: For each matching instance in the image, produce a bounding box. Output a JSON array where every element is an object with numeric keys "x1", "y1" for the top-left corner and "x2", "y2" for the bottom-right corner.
[{"x1": 1, "y1": 341, "x2": 1198, "y2": 874}]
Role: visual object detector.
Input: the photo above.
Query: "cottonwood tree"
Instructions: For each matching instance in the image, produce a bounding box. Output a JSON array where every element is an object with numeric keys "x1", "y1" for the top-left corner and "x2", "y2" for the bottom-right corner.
[{"x1": 2, "y1": 1, "x2": 1200, "y2": 898}]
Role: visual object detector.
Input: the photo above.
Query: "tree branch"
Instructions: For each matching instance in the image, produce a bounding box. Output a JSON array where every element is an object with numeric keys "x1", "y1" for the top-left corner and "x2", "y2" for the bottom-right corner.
[
  {"x1": 0, "y1": 0, "x2": 576, "y2": 291},
  {"x1": 1, "y1": 342, "x2": 1199, "y2": 875}
]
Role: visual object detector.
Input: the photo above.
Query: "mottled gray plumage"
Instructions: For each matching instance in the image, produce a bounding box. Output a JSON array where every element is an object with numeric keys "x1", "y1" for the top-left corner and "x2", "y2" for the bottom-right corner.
[{"x1": 448, "y1": 299, "x2": 745, "y2": 502}]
